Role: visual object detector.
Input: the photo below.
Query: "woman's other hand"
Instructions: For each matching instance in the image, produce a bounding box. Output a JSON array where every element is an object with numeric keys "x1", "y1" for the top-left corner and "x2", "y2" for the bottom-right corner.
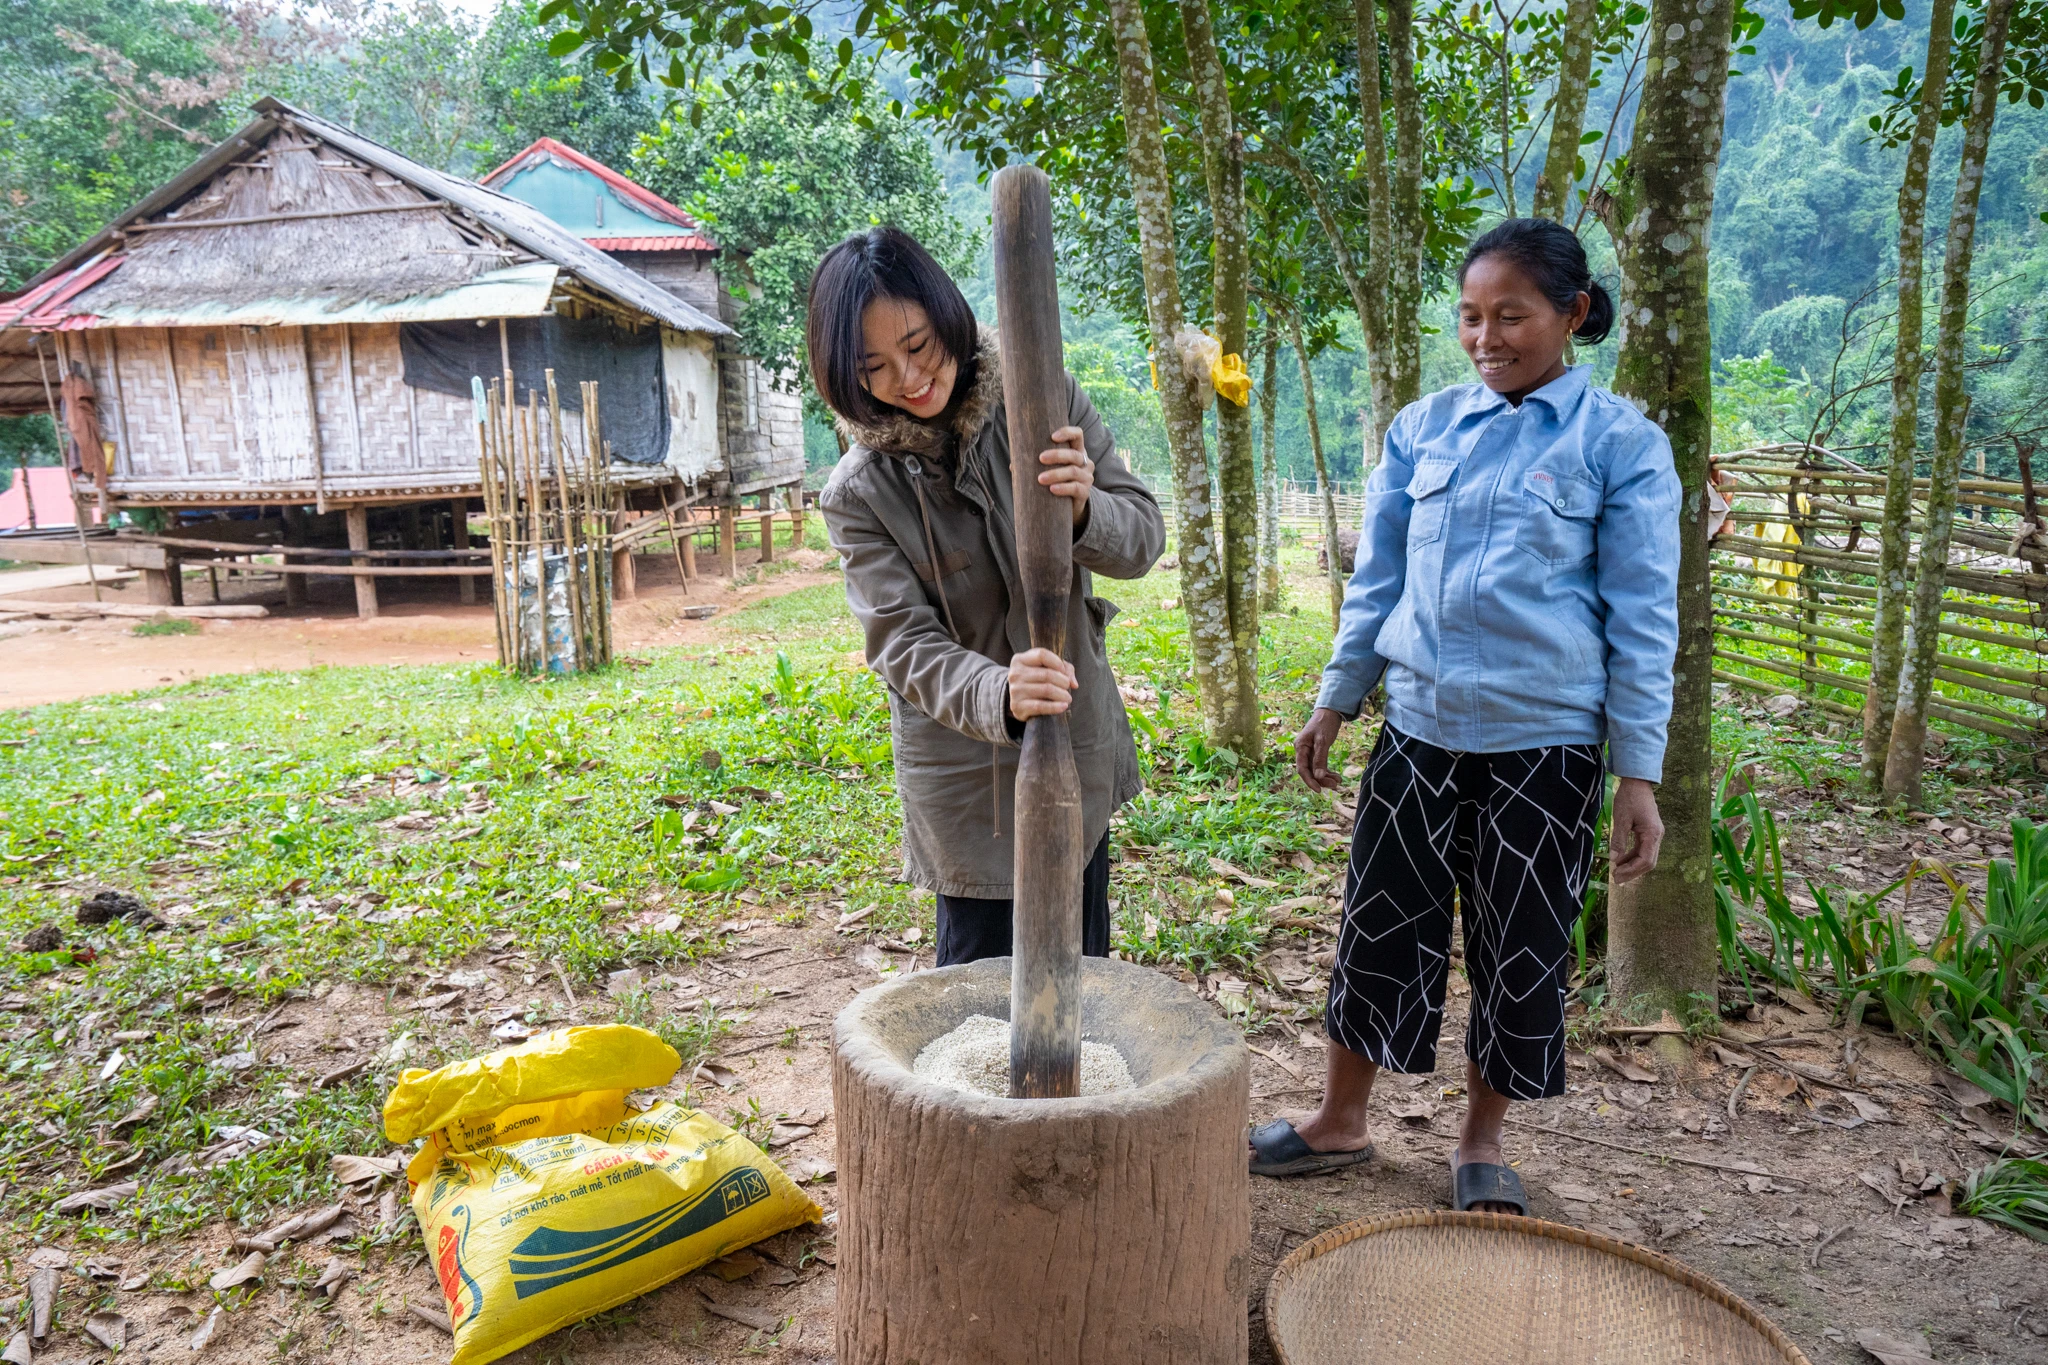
[
  {"x1": 1609, "y1": 777, "x2": 1664, "y2": 883},
  {"x1": 1294, "y1": 708, "x2": 1347, "y2": 791},
  {"x1": 1038, "y1": 426, "x2": 1094, "y2": 527},
  {"x1": 1008, "y1": 647, "x2": 1079, "y2": 721}
]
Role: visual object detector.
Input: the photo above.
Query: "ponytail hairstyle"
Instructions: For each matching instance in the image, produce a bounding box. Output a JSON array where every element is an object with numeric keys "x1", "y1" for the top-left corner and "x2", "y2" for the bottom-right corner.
[{"x1": 1457, "y1": 217, "x2": 1616, "y2": 345}]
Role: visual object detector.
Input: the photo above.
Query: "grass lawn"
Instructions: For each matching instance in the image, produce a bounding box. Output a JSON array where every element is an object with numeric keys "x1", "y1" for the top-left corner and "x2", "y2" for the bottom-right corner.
[{"x1": 2, "y1": 534, "x2": 2032, "y2": 1249}]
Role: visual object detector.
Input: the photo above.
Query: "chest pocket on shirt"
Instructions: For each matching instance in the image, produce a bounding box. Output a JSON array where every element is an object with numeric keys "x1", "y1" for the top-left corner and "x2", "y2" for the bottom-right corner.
[
  {"x1": 1515, "y1": 468, "x2": 1601, "y2": 566},
  {"x1": 1406, "y1": 461, "x2": 1458, "y2": 547}
]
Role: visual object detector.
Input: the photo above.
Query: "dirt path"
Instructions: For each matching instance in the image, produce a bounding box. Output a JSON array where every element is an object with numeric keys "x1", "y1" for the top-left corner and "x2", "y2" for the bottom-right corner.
[
  {"x1": 0, "y1": 551, "x2": 837, "y2": 710},
  {"x1": 25, "y1": 913, "x2": 2045, "y2": 1365}
]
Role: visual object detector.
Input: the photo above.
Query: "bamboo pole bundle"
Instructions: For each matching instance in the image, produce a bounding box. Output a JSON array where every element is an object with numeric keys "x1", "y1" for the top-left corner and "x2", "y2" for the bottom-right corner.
[{"x1": 475, "y1": 369, "x2": 614, "y2": 674}]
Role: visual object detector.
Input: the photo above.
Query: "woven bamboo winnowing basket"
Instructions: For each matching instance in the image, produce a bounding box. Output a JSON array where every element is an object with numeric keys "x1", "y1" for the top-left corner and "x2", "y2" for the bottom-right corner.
[{"x1": 1266, "y1": 1211, "x2": 1812, "y2": 1365}]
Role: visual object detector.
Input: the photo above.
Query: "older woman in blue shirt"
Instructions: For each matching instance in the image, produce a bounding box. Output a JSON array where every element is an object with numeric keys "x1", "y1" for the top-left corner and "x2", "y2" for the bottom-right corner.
[{"x1": 1249, "y1": 218, "x2": 1680, "y2": 1216}]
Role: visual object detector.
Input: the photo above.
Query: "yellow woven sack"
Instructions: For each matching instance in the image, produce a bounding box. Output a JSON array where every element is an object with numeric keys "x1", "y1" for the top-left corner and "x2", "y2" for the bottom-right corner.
[{"x1": 389, "y1": 1027, "x2": 823, "y2": 1365}]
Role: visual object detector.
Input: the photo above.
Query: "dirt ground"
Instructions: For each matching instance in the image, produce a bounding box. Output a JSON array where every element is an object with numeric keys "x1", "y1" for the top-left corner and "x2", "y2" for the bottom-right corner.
[
  {"x1": 17, "y1": 901, "x2": 2046, "y2": 1365},
  {"x1": 0, "y1": 549, "x2": 836, "y2": 710}
]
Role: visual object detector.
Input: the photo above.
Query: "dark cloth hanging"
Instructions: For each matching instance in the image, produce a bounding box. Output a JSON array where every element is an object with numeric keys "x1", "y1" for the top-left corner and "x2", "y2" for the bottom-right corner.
[{"x1": 398, "y1": 314, "x2": 671, "y2": 465}]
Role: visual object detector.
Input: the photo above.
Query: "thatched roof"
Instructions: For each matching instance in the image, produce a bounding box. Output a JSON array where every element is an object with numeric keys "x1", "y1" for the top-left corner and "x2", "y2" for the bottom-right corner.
[{"x1": 12, "y1": 98, "x2": 730, "y2": 338}]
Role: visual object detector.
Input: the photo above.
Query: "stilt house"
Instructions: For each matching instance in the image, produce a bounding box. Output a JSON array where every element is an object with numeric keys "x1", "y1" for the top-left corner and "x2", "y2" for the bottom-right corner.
[{"x1": 0, "y1": 98, "x2": 805, "y2": 614}]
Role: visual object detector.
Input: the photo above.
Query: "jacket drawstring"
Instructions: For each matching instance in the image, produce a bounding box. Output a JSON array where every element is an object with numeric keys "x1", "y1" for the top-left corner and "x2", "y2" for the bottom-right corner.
[{"x1": 908, "y1": 456, "x2": 1004, "y2": 839}]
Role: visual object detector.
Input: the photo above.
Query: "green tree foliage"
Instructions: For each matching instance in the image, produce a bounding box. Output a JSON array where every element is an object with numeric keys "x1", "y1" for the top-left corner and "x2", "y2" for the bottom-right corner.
[
  {"x1": 631, "y1": 58, "x2": 975, "y2": 402},
  {"x1": 0, "y1": 0, "x2": 239, "y2": 290}
]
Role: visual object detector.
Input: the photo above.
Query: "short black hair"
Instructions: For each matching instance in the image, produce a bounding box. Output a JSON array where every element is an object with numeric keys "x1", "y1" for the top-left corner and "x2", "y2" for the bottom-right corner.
[
  {"x1": 1457, "y1": 217, "x2": 1616, "y2": 345},
  {"x1": 806, "y1": 227, "x2": 978, "y2": 426}
]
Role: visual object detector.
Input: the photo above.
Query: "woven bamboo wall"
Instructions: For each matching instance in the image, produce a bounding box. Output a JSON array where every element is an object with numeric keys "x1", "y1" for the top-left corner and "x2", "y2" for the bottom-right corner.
[
  {"x1": 1710, "y1": 447, "x2": 2046, "y2": 746},
  {"x1": 88, "y1": 322, "x2": 483, "y2": 495}
]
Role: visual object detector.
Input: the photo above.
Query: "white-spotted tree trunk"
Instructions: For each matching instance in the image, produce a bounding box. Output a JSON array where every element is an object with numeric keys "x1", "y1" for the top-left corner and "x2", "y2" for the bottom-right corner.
[
  {"x1": 1883, "y1": 0, "x2": 2017, "y2": 806},
  {"x1": 1597, "y1": 0, "x2": 1737, "y2": 1020}
]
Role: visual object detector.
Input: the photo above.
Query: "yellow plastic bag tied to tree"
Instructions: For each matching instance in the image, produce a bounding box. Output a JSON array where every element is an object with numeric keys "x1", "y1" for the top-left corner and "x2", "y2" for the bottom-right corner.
[
  {"x1": 386, "y1": 1025, "x2": 823, "y2": 1365},
  {"x1": 1149, "y1": 329, "x2": 1251, "y2": 407}
]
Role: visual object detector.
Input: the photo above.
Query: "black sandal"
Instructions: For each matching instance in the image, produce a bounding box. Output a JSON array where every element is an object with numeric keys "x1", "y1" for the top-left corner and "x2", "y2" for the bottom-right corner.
[
  {"x1": 1249, "y1": 1119, "x2": 1376, "y2": 1177},
  {"x1": 1450, "y1": 1148, "x2": 1529, "y2": 1215}
]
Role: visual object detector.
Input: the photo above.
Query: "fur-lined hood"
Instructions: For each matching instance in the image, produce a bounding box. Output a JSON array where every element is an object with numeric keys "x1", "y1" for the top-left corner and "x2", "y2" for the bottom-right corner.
[{"x1": 834, "y1": 328, "x2": 1003, "y2": 462}]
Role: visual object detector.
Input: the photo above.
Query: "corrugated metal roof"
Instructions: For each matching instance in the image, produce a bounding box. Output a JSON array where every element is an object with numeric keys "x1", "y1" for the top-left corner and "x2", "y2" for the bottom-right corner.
[
  {"x1": 588, "y1": 235, "x2": 719, "y2": 253},
  {"x1": 482, "y1": 137, "x2": 717, "y2": 246},
  {"x1": 5, "y1": 100, "x2": 732, "y2": 339},
  {"x1": 69, "y1": 262, "x2": 560, "y2": 329}
]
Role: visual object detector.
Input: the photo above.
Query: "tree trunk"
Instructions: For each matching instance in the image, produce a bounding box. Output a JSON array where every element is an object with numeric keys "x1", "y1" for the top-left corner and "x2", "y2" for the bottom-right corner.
[
  {"x1": 1107, "y1": 0, "x2": 1246, "y2": 749},
  {"x1": 1532, "y1": 0, "x2": 1601, "y2": 222},
  {"x1": 1384, "y1": 0, "x2": 1426, "y2": 412},
  {"x1": 1180, "y1": 0, "x2": 1263, "y2": 759},
  {"x1": 1259, "y1": 140, "x2": 1381, "y2": 445},
  {"x1": 1350, "y1": 0, "x2": 1400, "y2": 456},
  {"x1": 1600, "y1": 0, "x2": 1737, "y2": 1021},
  {"x1": 1861, "y1": 0, "x2": 1957, "y2": 789},
  {"x1": 1258, "y1": 321, "x2": 1282, "y2": 611},
  {"x1": 1290, "y1": 316, "x2": 1347, "y2": 624},
  {"x1": 1883, "y1": 0, "x2": 2016, "y2": 808}
]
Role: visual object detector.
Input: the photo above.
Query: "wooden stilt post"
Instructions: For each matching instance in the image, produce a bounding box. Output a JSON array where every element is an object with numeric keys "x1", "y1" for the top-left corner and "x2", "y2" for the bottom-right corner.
[
  {"x1": 611, "y1": 491, "x2": 637, "y2": 603},
  {"x1": 345, "y1": 505, "x2": 378, "y2": 620},
  {"x1": 992, "y1": 164, "x2": 1085, "y2": 1099},
  {"x1": 758, "y1": 491, "x2": 776, "y2": 564},
  {"x1": 451, "y1": 498, "x2": 476, "y2": 605},
  {"x1": 787, "y1": 482, "x2": 805, "y2": 550},
  {"x1": 281, "y1": 505, "x2": 309, "y2": 608},
  {"x1": 719, "y1": 503, "x2": 738, "y2": 578},
  {"x1": 680, "y1": 514, "x2": 698, "y2": 580}
]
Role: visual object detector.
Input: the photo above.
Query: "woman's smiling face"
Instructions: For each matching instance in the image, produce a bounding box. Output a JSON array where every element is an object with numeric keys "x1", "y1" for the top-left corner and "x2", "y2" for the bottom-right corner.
[
  {"x1": 1457, "y1": 254, "x2": 1586, "y2": 401},
  {"x1": 859, "y1": 296, "x2": 958, "y2": 420}
]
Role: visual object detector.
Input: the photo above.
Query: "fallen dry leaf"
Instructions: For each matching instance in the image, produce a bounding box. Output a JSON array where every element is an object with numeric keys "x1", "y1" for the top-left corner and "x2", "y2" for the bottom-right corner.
[
  {"x1": 1386, "y1": 1098, "x2": 1438, "y2": 1124},
  {"x1": 752, "y1": 1262, "x2": 802, "y2": 1287},
  {"x1": 708, "y1": 1252, "x2": 765, "y2": 1282},
  {"x1": 1941, "y1": 1071, "x2": 1997, "y2": 1110},
  {"x1": 330, "y1": 1153, "x2": 402, "y2": 1184},
  {"x1": 111, "y1": 1094, "x2": 158, "y2": 1134},
  {"x1": 1550, "y1": 1183, "x2": 1602, "y2": 1204},
  {"x1": 692, "y1": 1060, "x2": 740, "y2": 1090},
  {"x1": 1753, "y1": 1072, "x2": 1800, "y2": 1100},
  {"x1": 1589, "y1": 1047, "x2": 1657, "y2": 1084},
  {"x1": 83, "y1": 1313, "x2": 127, "y2": 1351},
  {"x1": 312, "y1": 1257, "x2": 353, "y2": 1299},
  {"x1": 1208, "y1": 856, "x2": 1277, "y2": 888},
  {"x1": 1247, "y1": 1044, "x2": 1304, "y2": 1082},
  {"x1": 783, "y1": 1154, "x2": 836, "y2": 1183},
  {"x1": 2, "y1": 1331, "x2": 29, "y2": 1365},
  {"x1": 768, "y1": 1123, "x2": 814, "y2": 1148},
  {"x1": 208, "y1": 1251, "x2": 266, "y2": 1292},
  {"x1": 1853, "y1": 1328, "x2": 1937, "y2": 1365},
  {"x1": 189, "y1": 1307, "x2": 225, "y2": 1353},
  {"x1": 410, "y1": 1304, "x2": 452, "y2": 1334},
  {"x1": 54, "y1": 1180, "x2": 139, "y2": 1215}
]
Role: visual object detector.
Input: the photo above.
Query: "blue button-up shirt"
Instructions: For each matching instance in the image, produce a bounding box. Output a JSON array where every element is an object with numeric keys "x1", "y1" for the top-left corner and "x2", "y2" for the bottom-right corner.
[{"x1": 1316, "y1": 366, "x2": 1681, "y2": 782}]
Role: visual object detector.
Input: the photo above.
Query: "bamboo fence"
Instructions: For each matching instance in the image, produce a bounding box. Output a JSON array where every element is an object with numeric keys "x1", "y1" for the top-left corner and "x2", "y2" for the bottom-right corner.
[
  {"x1": 1709, "y1": 443, "x2": 2046, "y2": 748},
  {"x1": 474, "y1": 370, "x2": 613, "y2": 674}
]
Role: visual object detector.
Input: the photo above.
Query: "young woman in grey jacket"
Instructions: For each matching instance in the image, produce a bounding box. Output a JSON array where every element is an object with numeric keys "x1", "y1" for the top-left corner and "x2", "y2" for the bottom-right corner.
[{"x1": 808, "y1": 227, "x2": 1167, "y2": 966}]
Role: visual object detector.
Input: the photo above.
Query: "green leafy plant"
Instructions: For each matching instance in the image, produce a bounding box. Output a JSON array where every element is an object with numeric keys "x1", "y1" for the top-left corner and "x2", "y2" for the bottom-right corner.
[{"x1": 1956, "y1": 1156, "x2": 2048, "y2": 1243}]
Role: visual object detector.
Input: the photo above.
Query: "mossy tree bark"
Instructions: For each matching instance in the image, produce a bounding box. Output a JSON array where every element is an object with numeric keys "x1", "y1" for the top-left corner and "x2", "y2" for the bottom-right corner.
[
  {"x1": 1106, "y1": 0, "x2": 1254, "y2": 754},
  {"x1": 1350, "y1": 0, "x2": 1400, "y2": 456},
  {"x1": 1258, "y1": 321, "x2": 1282, "y2": 611},
  {"x1": 1860, "y1": 0, "x2": 1958, "y2": 790},
  {"x1": 1532, "y1": 0, "x2": 1602, "y2": 222},
  {"x1": 1598, "y1": 0, "x2": 1736, "y2": 1020},
  {"x1": 1883, "y1": 0, "x2": 2017, "y2": 807},
  {"x1": 1180, "y1": 0, "x2": 1263, "y2": 758},
  {"x1": 1289, "y1": 314, "x2": 1348, "y2": 625},
  {"x1": 1256, "y1": 139, "x2": 1381, "y2": 446},
  {"x1": 1384, "y1": 0, "x2": 1426, "y2": 412}
]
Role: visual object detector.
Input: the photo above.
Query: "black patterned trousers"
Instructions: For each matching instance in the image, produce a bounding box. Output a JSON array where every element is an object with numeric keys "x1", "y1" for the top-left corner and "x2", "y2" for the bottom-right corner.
[{"x1": 1326, "y1": 725, "x2": 1605, "y2": 1101}]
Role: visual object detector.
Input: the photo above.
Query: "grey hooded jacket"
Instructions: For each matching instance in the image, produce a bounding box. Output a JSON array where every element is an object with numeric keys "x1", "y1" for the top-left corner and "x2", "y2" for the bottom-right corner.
[{"x1": 819, "y1": 333, "x2": 1166, "y2": 897}]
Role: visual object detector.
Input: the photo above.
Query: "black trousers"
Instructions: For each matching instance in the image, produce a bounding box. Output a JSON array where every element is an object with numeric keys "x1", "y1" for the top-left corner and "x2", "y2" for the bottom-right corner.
[
  {"x1": 935, "y1": 831, "x2": 1113, "y2": 967},
  {"x1": 1327, "y1": 725, "x2": 1605, "y2": 1101}
]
